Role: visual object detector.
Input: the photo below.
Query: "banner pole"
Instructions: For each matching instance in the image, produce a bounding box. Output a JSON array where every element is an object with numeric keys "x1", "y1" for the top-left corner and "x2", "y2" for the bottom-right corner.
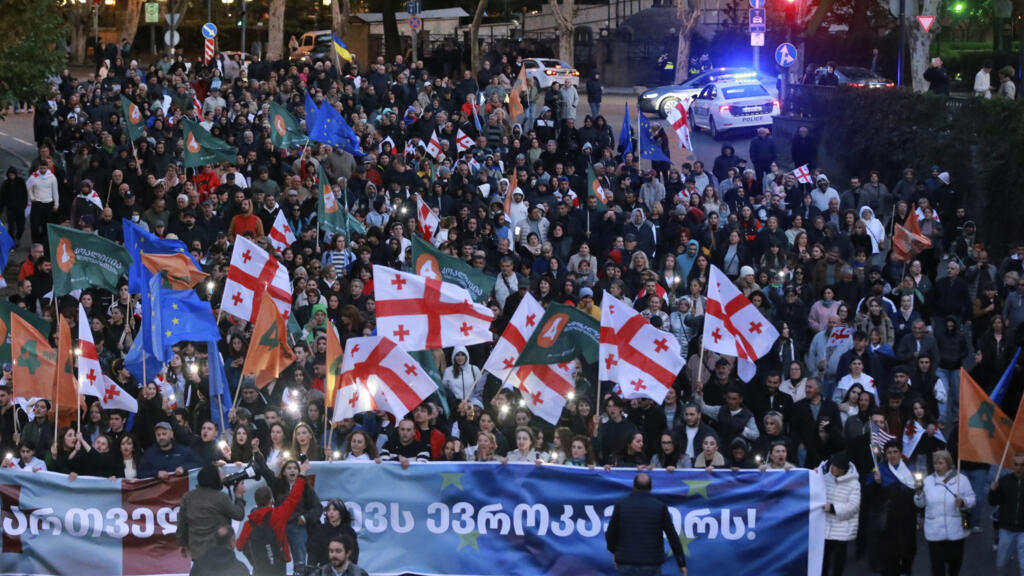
[
  {"x1": 232, "y1": 371, "x2": 244, "y2": 407},
  {"x1": 217, "y1": 395, "x2": 226, "y2": 437},
  {"x1": 995, "y1": 439, "x2": 1013, "y2": 480}
]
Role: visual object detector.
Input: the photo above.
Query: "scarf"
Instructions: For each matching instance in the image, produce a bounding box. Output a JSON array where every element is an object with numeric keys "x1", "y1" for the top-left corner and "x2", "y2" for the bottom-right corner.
[{"x1": 880, "y1": 459, "x2": 915, "y2": 488}]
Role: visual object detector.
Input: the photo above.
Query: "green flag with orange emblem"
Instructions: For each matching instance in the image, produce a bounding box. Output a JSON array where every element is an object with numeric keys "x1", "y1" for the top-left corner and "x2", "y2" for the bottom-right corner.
[{"x1": 181, "y1": 118, "x2": 238, "y2": 169}]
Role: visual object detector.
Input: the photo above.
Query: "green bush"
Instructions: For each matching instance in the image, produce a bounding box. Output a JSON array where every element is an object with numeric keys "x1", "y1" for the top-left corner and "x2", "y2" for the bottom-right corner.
[{"x1": 820, "y1": 88, "x2": 1024, "y2": 255}]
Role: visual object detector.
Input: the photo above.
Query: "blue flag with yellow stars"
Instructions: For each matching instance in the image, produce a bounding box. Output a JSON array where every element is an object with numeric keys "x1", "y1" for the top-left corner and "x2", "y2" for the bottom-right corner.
[
  {"x1": 309, "y1": 97, "x2": 364, "y2": 156},
  {"x1": 304, "y1": 91, "x2": 319, "y2": 136},
  {"x1": 123, "y1": 219, "x2": 195, "y2": 294},
  {"x1": 142, "y1": 272, "x2": 220, "y2": 361},
  {"x1": 638, "y1": 110, "x2": 672, "y2": 163},
  {"x1": 206, "y1": 341, "x2": 233, "y2": 427}
]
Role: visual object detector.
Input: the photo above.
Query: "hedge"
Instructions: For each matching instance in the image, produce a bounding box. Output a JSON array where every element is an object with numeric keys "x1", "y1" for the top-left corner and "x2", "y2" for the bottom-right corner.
[{"x1": 819, "y1": 88, "x2": 1024, "y2": 256}]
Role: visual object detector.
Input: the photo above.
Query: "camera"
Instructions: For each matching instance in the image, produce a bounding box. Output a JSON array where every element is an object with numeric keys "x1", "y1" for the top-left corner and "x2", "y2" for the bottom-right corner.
[{"x1": 222, "y1": 464, "x2": 256, "y2": 487}]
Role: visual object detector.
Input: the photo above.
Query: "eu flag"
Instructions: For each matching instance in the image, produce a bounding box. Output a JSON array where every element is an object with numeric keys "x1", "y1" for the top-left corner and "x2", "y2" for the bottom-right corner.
[
  {"x1": 206, "y1": 341, "x2": 233, "y2": 427},
  {"x1": 143, "y1": 273, "x2": 220, "y2": 360},
  {"x1": 124, "y1": 330, "x2": 163, "y2": 384},
  {"x1": 309, "y1": 98, "x2": 363, "y2": 156},
  {"x1": 638, "y1": 112, "x2": 672, "y2": 163},
  {"x1": 618, "y1": 101, "x2": 633, "y2": 156},
  {"x1": 123, "y1": 219, "x2": 195, "y2": 294},
  {"x1": 0, "y1": 222, "x2": 15, "y2": 283},
  {"x1": 304, "y1": 91, "x2": 320, "y2": 136}
]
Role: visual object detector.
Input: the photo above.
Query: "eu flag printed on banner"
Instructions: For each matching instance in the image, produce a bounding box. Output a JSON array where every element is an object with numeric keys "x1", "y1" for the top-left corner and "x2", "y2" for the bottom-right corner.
[
  {"x1": 123, "y1": 218, "x2": 195, "y2": 294},
  {"x1": 638, "y1": 110, "x2": 672, "y2": 163},
  {"x1": 618, "y1": 101, "x2": 633, "y2": 156},
  {"x1": 309, "y1": 98, "x2": 363, "y2": 156}
]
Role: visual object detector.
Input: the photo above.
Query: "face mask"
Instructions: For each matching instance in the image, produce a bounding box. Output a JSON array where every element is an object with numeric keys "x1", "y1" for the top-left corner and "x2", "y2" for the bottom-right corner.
[{"x1": 132, "y1": 214, "x2": 140, "y2": 222}]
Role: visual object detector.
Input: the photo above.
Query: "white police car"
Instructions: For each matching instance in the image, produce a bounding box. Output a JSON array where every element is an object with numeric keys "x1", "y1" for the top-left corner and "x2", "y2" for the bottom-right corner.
[{"x1": 688, "y1": 81, "x2": 780, "y2": 140}]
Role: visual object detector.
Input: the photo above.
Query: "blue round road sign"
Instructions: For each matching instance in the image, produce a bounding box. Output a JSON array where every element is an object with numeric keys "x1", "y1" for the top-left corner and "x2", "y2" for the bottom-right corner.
[
  {"x1": 749, "y1": 0, "x2": 765, "y2": 7},
  {"x1": 775, "y1": 43, "x2": 797, "y2": 68},
  {"x1": 202, "y1": 22, "x2": 218, "y2": 39}
]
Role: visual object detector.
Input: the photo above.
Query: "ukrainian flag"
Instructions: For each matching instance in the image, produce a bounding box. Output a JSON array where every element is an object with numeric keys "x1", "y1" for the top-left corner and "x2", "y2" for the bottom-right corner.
[{"x1": 333, "y1": 34, "x2": 353, "y2": 62}]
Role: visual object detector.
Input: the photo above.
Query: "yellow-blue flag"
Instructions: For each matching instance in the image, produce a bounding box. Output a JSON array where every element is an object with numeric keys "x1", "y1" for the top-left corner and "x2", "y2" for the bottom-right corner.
[{"x1": 333, "y1": 34, "x2": 353, "y2": 62}]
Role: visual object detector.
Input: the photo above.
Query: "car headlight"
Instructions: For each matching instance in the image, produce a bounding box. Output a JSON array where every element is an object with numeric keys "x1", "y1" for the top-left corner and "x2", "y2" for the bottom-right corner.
[{"x1": 642, "y1": 93, "x2": 658, "y2": 99}]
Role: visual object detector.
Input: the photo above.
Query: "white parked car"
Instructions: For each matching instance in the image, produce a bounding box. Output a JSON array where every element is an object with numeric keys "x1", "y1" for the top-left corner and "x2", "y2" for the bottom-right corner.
[
  {"x1": 689, "y1": 81, "x2": 780, "y2": 140},
  {"x1": 522, "y1": 58, "x2": 580, "y2": 89}
]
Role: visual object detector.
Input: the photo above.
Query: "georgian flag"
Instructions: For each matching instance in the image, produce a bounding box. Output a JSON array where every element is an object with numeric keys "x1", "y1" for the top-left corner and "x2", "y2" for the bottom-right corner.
[
  {"x1": 268, "y1": 210, "x2": 296, "y2": 253},
  {"x1": 599, "y1": 292, "x2": 684, "y2": 403},
  {"x1": 792, "y1": 164, "x2": 813, "y2": 184},
  {"x1": 77, "y1": 303, "x2": 104, "y2": 397},
  {"x1": 703, "y1": 265, "x2": 779, "y2": 382},
  {"x1": 155, "y1": 371, "x2": 176, "y2": 409},
  {"x1": 373, "y1": 265, "x2": 494, "y2": 351},
  {"x1": 416, "y1": 194, "x2": 440, "y2": 244},
  {"x1": 902, "y1": 420, "x2": 946, "y2": 459},
  {"x1": 97, "y1": 374, "x2": 138, "y2": 413},
  {"x1": 516, "y1": 360, "x2": 577, "y2": 425},
  {"x1": 665, "y1": 101, "x2": 693, "y2": 151},
  {"x1": 425, "y1": 131, "x2": 443, "y2": 159},
  {"x1": 456, "y1": 128, "x2": 473, "y2": 153},
  {"x1": 85, "y1": 190, "x2": 104, "y2": 210},
  {"x1": 193, "y1": 95, "x2": 204, "y2": 122},
  {"x1": 483, "y1": 293, "x2": 544, "y2": 388},
  {"x1": 333, "y1": 335, "x2": 438, "y2": 421},
  {"x1": 223, "y1": 235, "x2": 293, "y2": 323},
  {"x1": 378, "y1": 136, "x2": 396, "y2": 154}
]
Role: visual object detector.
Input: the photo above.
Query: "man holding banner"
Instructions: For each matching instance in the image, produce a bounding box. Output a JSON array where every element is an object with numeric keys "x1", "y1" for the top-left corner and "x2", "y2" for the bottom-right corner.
[{"x1": 607, "y1": 473, "x2": 687, "y2": 575}]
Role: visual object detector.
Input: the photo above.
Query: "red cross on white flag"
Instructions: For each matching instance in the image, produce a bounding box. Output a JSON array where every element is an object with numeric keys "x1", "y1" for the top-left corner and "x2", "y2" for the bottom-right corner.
[
  {"x1": 332, "y1": 335, "x2": 438, "y2": 421},
  {"x1": 98, "y1": 374, "x2": 138, "y2": 413},
  {"x1": 599, "y1": 292, "x2": 683, "y2": 403},
  {"x1": 514, "y1": 360, "x2": 577, "y2": 425},
  {"x1": 792, "y1": 164, "x2": 813, "y2": 184},
  {"x1": 416, "y1": 195, "x2": 440, "y2": 244},
  {"x1": 425, "y1": 130, "x2": 443, "y2": 159},
  {"x1": 456, "y1": 129, "x2": 473, "y2": 153},
  {"x1": 76, "y1": 303, "x2": 104, "y2": 398},
  {"x1": 665, "y1": 101, "x2": 693, "y2": 151},
  {"x1": 482, "y1": 293, "x2": 544, "y2": 389},
  {"x1": 703, "y1": 265, "x2": 779, "y2": 382},
  {"x1": 223, "y1": 235, "x2": 293, "y2": 323},
  {"x1": 268, "y1": 210, "x2": 297, "y2": 254},
  {"x1": 374, "y1": 265, "x2": 494, "y2": 351}
]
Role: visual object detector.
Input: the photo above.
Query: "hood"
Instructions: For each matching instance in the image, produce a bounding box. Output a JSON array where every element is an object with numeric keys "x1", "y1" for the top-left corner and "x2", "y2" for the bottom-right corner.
[
  {"x1": 631, "y1": 207, "x2": 646, "y2": 225},
  {"x1": 512, "y1": 123, "x2": 522, "y2": 136},
  {"x1": 6, "y1": 166, "x2": 18, "y2": 177},
  {"x1": 859, "y1": 206, "x2": 874, "y2": 221},
  {"x1": 720, "y1": 144, "x2": 734, "y2": 156},
  {"x1": 816, "y1": 174, "x2": 829, "y2": 184},
  {"x1": 451, "y1": 345, "x2": 470, "y2": 364},
  {"x1": 498, "y1": 177, "x2": 510, "y2": 192}
]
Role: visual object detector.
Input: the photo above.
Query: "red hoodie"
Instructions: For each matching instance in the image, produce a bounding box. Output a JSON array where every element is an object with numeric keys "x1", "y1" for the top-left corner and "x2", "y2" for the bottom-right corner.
[{"x1": 235, "y1": 476, "x2": 306, "y2": 561}]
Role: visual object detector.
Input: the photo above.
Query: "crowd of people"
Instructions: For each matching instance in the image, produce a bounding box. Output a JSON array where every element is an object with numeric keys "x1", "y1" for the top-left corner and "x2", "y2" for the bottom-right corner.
[{"x1": 1, "y1": 40, "x2": 1022, "y2": 575}]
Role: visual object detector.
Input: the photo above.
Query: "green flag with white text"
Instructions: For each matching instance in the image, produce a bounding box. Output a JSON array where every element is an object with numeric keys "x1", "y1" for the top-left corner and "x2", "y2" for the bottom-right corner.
[
  {"x1": 182, "y1": 118, "x2": 238, "y2": 168},
  {"x1": 269, "y1": 102, "x2": 308, "y2": 150},
  {"x1": 47, "y1": 224, "x2": 133, "y2": 296},
  {"x1": 515, "y1": 302, "x2": 600, "y2": 366},
  {"x1": 411, "y1": 235, "x2": 495, "y2": 303}
]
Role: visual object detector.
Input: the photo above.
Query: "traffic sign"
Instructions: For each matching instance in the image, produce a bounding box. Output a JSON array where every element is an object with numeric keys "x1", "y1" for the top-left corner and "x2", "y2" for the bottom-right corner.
[
  {"x1": 408, "y1": 0, "x2": 421, "y2": 14},
  {"x1": 775, "y1": 42, "x2": 797, "y2": 67},
  {"x1": 164, "y1": 30, "x2": 180, "y2": 47},
  {"x1": 409, "y1": 15, "x2": 423, "y2": 31},
  {"x1": 202, "y1": 22, "x2": 218, "y2": 39},
  {"x1": 144, "y1": 2, "x2": 159, "y2": 24},
  {"x1": 917, "y1": 15, "x2": 935, "y2": 32},
  {"x1": 749, "y1": 0, "x2": 765, "y2": 7},
  {"x1": 164, "y1": 13, "x2": 181, "y2": 27},
  {"x1": 750, "y1": 32, "x2": 765, "y2": 47},
  {"x1": 749, "y1": 8, "x2": 766, "y2": 32}
]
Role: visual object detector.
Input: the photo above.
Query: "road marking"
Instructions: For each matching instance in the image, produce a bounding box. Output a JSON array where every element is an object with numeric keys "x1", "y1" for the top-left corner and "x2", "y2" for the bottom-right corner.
[{"x1": 0, "y1": 131, "x2": 34, "y2": 147}]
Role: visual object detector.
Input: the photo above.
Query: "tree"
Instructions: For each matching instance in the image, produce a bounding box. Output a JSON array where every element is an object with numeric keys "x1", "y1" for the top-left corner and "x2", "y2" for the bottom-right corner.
[
  {"x1": 66, "y1": 1, "x2": 91, "y2": 65},
  {"x1": 331, "y1": 0, "x2": 352, "y2": 45},
  {"x1": 884, "y1": 0, "x2": 940, "y2": 92},
  {"x1": 381, "y1": 0, "x2": 402, "y2": 60},
  {"x1": 267, "y1": 0, "x2": 286, "y2": 61},
  {"x1": 549, "y1": 0, "x2": 575, "y2": 64},
  {"x1": 0, "y1": 0, "x2": 66, "y2": 118},
  {"x1": 470, "y1": 0, "x2": 488, "y2": 75},
  {"x1": 122, "y1": 0, "x2": 144, "y2": 45},
  {"x1": 674, "y1": 0, "x2": 702, "y2": 84}
]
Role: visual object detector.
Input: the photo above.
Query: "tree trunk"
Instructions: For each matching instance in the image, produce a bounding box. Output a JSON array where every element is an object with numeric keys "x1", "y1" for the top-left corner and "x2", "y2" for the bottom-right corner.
[
  {"x1": 69, "y1": 5, "x2": 89, "y2": 65},
  {"x1": 549, "y1": 0, "x2": 575, "y2": 64},
  {"x1": 122, "y1": 0, "x2": 143, "y2": 45},
  {"x1": 381, "y1": 0, "x2": 402, "y2": 60},
  {"x1": 674, "y1": 0, "x2": 701, "y2": 84},
  {"x1": 331, "y1": 0, "x2": 350, "y2": 44},
  {"x1": 266, "y1": 0, "x2": 286, "y2": 61},
  {"x1": 470, "y1": 0, "x2": 488, "y2": 74},
  {"x1": 893, "y1": 0, "x2": 939, "y2": 92},
  {"x1": 803, "y1": 0, "x2": 837, "y2": 36}
]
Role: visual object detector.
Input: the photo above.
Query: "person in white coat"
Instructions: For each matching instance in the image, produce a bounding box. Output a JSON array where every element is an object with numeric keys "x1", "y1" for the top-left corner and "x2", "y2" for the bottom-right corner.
[
  {"x1": 913, "y1": 449, "x2": 975, "y2": 576},
  {"x1": 822, "y1": 452, "x2": 860, "y2": 576},
  {"x1": 442, "y1": 346, "x2": 482, "y2": 404}
]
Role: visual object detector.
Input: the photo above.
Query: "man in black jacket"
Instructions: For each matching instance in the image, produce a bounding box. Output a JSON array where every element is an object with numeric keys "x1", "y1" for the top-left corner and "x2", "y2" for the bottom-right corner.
[
  {"x1": 991, "y1": 453, "x2": 1024, "y2": 573},
  {"x1": 606, "y1": 473, "x2": 686, "y2": 575}
]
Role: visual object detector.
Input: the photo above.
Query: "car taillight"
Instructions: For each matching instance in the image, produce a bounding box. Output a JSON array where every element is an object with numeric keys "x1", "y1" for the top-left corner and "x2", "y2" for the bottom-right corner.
[
  {"x1": 846, "y1": 82, "x2": 866, "y2": 87},
  {"x1": 719, "y1": 104, "x2": 731, "y2": 114},
  {"x1": 570, "y1": 70, "x2": 580, "y2": 76},
  {"x1": 772, "y1": 100, "x2": 780, "y2": 108},
  {"x1": 885, "y1": 83, "x2": 894, "y2": 87},
  {"x1": 544, "y1": 70, "x2": 556, "y2": 76}
]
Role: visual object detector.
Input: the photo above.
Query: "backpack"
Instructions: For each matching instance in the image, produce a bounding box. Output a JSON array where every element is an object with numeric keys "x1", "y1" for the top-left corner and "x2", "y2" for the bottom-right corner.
[{"x1": 243, "y1": 513, "x2": 287, "y2": 576}]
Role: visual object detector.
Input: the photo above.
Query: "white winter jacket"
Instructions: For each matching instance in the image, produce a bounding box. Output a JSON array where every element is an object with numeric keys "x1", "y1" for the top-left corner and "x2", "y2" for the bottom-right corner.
[
  {"x1": 823, "y1": 464, "x2": 861, "y2": 541},
  {"x1": 914, "y1": 471, "x2": 976, "y2": 542}
]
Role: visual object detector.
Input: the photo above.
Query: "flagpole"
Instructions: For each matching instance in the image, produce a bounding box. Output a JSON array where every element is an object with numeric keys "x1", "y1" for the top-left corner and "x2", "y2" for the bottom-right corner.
[
  {"x1": 53, "y1": 298, "x2": 60, "y2": 441},
  {"x1": 217, "y1": 395, "x2": 226, "y2": 436},
  {"x1": 694, "y1": 346, "x2": 707, "y2": 394},
  {"x1": 995, "y1": 439, "x2": 1014, "y2": 480},
  {"x1": 232, "y1": 371, "x2": 245, "y2": 407},
  {"x1": 74, "y1": 377, "x2": 81, "y2": 432}
]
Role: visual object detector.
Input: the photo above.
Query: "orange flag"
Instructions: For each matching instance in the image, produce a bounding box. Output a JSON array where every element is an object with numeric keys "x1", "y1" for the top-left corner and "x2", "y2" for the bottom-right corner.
[
  {"x1": 54, "y1": 315, "x2": 80, "y2": 427},
  {"x1": 892, "y1": 208, "x2": 932, "y2": 262},
  {"x1": 325, "y1": 323, "x2": 343, "y2": 408},
  {"x1": 504, "y1": 168, "x2": 518, "y2": 218},
  {"x1": 959, "y1": 367, "x2": 1024, "y2": 466},
  {"x1": 508, "y1": 65, "x2": 528, "y2": 124},
  {"x1": 242, "y1": 294, "x2": 295, "y2": 389},
  {"x1": 11, "y1": 315, "x2": 57, "y2": 400},
  {"x1": 141, "y1": 252, "x2": 209, "y2": 290}
]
